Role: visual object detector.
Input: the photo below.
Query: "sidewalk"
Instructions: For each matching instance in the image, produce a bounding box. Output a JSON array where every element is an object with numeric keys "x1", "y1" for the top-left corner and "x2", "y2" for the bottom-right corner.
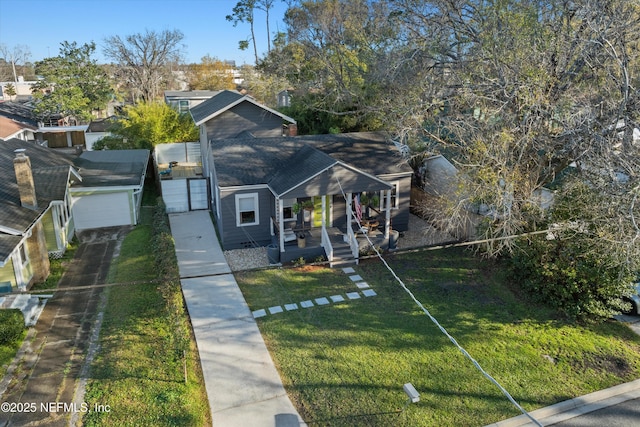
[
  {"x1": 485, "y1": 378, "x2": 640, "y2": 426},
  {"x1": 168, "y1": 211, "x2": 305, "y2": 427}
]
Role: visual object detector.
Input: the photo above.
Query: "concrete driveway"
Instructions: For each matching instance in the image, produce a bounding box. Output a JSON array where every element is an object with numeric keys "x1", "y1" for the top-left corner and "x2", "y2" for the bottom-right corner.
[{"x1": 168, "y1": 211, "x2": 305, "y2": 427}]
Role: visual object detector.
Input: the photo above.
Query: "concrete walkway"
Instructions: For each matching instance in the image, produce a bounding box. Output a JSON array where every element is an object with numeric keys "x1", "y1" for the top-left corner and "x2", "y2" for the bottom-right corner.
[{"x1": 168, "y1": 211, "x2": 305, "y2": 427}]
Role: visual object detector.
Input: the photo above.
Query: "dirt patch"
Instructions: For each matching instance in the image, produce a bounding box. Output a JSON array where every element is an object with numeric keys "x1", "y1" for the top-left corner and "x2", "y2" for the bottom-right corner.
[
  {"x1": 292, "y1": 265, "x2": 326, "y2": 273},
  {"x1": 568, "y1": 352, "x2": 633, "y2": 377}
]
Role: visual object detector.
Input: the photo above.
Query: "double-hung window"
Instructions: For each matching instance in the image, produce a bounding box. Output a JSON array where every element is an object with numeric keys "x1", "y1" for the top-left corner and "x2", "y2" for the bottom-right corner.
[{"x1": 236, "y1": 193, "x2": 259, "y2": 226}]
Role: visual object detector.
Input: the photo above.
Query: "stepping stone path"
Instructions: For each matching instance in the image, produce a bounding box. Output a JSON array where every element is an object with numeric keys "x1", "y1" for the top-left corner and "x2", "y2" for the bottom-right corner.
[{"x1": 252, "y1": 266, "x2": 378, "y2": 318}]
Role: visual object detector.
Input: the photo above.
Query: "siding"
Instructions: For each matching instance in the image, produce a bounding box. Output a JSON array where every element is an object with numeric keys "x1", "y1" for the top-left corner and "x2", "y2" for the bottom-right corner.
[
  {"x1": 205, "y1": 103, "x2": 284, "y2": 140},
  {"x1": 42, "y1": 210, "x2": 57, "y2": 252},
  {"x1": 0, "y1": 258, "x2": 16, "y2": 288},
  {"x1": 219, "y1": 187, "x2": 274, "y2": 250}
]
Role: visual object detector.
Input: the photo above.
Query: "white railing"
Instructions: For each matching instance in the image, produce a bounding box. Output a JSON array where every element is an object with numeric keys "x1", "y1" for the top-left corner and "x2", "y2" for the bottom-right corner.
[
  {"x1": 321, "y1": 226, "x2": 334, "y2": 263},
  {"x1": 349, "y1": 232, "x2": 359, "y2": 264}
]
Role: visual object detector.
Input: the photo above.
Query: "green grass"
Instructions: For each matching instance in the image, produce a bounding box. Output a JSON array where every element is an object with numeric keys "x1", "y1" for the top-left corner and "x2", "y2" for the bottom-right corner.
[
  {"x1": 83, "y1": 203, "x2": 210, "y2": 427},
  {"x1": 235, "y1": 248, "x2": 640, "y2": 426}
]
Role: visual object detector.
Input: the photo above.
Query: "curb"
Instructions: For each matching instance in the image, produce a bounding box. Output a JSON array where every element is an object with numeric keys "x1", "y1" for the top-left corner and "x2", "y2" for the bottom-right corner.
[{"x1": 485, "y1": 378, "x2": 640, "y2": 427}]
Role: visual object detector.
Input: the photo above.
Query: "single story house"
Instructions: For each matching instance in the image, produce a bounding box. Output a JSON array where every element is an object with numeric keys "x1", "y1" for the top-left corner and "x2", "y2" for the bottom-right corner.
[
  {"x1": 206, "y1": 131, "x2": 412, "y2": 264},
  {"x1": 0, "y1": 139, "x2": 149, "y2": 291}
]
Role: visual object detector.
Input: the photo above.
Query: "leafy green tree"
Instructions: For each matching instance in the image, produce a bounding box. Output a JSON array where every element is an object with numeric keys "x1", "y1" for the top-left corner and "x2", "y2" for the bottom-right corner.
[
  {"x1": 31, "y1": 42, "x2": 111, "y2": 122},
  {"x1": 3, "y1": 83, "x2": 16, "y2": 99},
  {"x1": 94, "y1": 102, "x2": 198, "y2": 150},
  {"x1": 259, "y1": 0, "x2": 396, "y2": 132}
]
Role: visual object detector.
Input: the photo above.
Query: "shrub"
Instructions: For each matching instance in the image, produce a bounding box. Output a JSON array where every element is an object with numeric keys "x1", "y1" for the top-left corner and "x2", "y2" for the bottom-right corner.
[{"x1": 0, "y1": 310, "x2": 25, "y2": 345}]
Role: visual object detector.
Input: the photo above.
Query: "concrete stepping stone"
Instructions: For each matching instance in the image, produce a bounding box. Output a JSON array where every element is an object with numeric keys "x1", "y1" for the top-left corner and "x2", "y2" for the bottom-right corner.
[
  {"x1": 300, "y1": 300, "x2": 314, "y2": 308},
  {"x1": 362, "y1": 289, "x2": 377, "y2": 297},
  {"x1": 284, "y1": 303, "x2": 299, "y2": 311},
  {"x1": 349, "y1": 275, "x2": 363, "y2": 282},
  {"x1": 253, "y1": 309, "x2": 267, "y2": 318},
  {"x1": 356, "y1": 282, "x2": 370, "y2": 289},
  {"x1": 315, "y1": 297, "x2": 330, "y2": 305},
  {"x1": 346, "y1": 292, "x2": 361, "y2": 300},
  {"x1": 342, "y1": 267, "x2": 356, "y2": 274},
  {"x1": 330, "y1": 295, "x2": 345, "y2": 303},
  {"x1": 269, "y1": 306, "x2": 283, "y2": 314}
]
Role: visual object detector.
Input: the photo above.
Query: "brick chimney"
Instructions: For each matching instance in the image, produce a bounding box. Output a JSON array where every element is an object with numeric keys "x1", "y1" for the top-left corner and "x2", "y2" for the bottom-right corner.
[
  {"x1": 13, "y1": 149, "x2": 50, "y2": 285},
  {"x1": 13, "y1": 149, "x2": 38, "y2": 210}
]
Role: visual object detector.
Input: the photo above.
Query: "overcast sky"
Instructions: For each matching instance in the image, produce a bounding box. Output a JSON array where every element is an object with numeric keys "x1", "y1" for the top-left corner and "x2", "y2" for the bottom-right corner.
[{"x1": 0, "y1": 0, "x2": 288, "y2": 65}]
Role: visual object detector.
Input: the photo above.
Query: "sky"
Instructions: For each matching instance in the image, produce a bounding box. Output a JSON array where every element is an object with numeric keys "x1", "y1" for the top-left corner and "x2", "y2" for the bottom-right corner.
[{"x1": 0, "y1": 0, "x2": 289, "y2": 66}]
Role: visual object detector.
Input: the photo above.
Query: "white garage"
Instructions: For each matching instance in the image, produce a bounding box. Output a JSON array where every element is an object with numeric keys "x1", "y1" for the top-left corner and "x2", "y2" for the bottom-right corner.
[
  {"x1": 69, "y1": 149, "x2": 149, "y2": 231},
  {"x1": 71, "y1": 190, "x2": 134, "y2": 230}
]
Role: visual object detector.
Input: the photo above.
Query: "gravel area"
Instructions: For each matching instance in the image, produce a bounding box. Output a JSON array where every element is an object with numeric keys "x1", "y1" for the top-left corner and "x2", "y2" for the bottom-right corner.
[
  {"x1": 223, "y1": 214, "x2": 456, "y2": 271},
  {"x1": 224, "y1": 246, "x2": 270, "y2": 271}
]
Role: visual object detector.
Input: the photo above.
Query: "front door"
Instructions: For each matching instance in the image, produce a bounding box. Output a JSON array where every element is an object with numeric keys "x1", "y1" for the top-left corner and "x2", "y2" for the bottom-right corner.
[{"x1": 312, "y1": 196, "x2": 331, "y2": 227}]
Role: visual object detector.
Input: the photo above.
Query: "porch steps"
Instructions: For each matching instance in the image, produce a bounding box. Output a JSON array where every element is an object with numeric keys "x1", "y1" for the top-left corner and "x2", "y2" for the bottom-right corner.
[{"x1": 330, "y1": 240, "x2": 358, "y2": 268}]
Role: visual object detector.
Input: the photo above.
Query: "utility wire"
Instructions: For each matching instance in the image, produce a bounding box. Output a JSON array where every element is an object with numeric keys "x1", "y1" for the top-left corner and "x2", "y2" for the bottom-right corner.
[{"x1": 335, "y1": 177, "x2": 542, "y2": 426}]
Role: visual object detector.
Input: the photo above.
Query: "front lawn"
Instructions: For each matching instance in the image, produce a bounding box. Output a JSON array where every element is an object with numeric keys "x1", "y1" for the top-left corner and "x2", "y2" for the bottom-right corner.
[
  {"x1": 235, "y1": 248, "x2": 640, "y2": 426},
  {"x1": 83, "y1": 204, "x2": 210, "y2": 426}
]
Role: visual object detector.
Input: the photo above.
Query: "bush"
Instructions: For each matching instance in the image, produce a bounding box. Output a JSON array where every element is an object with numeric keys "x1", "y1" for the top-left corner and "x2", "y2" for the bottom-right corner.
[
  {"x1": 510, "y1": 235, "x2": 634, "y2": 321},
  {"x1": 0, "y1": 310, "x2": 25, "y2": 345}
]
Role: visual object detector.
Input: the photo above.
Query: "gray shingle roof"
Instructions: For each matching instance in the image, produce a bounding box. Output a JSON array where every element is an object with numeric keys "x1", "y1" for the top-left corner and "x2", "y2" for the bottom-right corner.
[
  {"x1": 268, "y1": 145, "x2": 337, "y2": 196},
  {"x1": 211, "y1": 132, "x2": 412, "y2": 191},
  {"x1": 189, "y1": 90, "x2": 245, "y2": 125},
  {"x1": 73, "y1": 150, "x2": 149, "y2": 187}
]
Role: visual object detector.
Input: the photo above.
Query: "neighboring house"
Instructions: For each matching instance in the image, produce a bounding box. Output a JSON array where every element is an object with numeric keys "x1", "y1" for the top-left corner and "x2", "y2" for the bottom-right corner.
[
  {"x1": 164, "y1": 90, "x2": 221, "y2": 114},
  {"x1": 206, "y1": 131, "x2": 412, "y2": 264},
  {"x1": 0, "y1": 116, "x2": 38, "y2": 141},
  {"x1": 0, "y1": 100, "x2": 87, "y2": 148},
  {"x1": 0, "y1": 139, "x2": 149, "y2": 291},
  {"x1": 0, "y1": 140, "x2": 78, "y2": 291}
]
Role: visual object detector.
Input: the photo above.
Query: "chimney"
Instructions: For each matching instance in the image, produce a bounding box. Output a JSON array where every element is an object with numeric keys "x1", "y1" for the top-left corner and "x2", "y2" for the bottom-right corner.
[
  {"x1": 288, "y1": 123, "x2": 298, "y2": 137},
  {"x1": 13, "y1": 149, "x2": 38, "y2": 209}
]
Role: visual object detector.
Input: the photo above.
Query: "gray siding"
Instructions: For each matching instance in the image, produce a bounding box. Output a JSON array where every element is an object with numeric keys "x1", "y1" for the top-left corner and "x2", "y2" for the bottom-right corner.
[
  {"x1": 219, "y1": 187, "x2": 274, "y2": 250},
  {"x1": 205, "y1": 103, "x2": 284, "y2": 140}
]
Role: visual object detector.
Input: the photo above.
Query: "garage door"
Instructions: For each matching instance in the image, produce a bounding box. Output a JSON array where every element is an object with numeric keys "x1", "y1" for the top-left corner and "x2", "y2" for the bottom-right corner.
[{"x1": 73, "y1": 192, "x2": 132, "y2": 230}]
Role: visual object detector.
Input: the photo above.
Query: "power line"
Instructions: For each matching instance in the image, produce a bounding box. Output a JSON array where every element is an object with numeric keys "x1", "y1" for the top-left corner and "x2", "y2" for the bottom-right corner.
[{"x1": 335, "y1": 178, "x2": 542, "y2": 426}]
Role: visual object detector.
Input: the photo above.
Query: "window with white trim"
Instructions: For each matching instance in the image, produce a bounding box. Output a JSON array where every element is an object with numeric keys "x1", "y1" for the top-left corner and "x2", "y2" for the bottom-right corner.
[
  {"x1": 236, "y1": 193, "x2": 259, "y2": 226},
  {"x1": 381, "y1": 181, "x2": 400, "y2": 210},
  {"x1": 18, "y1": 243, "x2": 28, "y2": 267}
]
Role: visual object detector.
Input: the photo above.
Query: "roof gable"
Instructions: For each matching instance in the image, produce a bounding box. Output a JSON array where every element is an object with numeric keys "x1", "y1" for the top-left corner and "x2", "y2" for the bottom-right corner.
[{"x1": 190, "y1": 90, "x2": 296, "y2": 126}]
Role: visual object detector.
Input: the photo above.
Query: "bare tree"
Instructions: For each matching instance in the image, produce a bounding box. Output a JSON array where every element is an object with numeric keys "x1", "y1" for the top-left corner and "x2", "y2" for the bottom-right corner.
[
  {"x1": 103, "y1": 29, "x2": 185, "y2": 102},
  {"x1": 0, "y1": 44, "x2": 31, "y2": 82}
]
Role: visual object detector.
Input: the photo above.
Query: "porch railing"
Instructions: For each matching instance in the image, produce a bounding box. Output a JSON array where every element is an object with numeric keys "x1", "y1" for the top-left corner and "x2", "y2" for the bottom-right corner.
[
  {"x1": 321, "y1": 226, "x2": 333, "y2": 263},
  {"x1": 348, "y1": 232, "x2": 359, "y2": 264}
]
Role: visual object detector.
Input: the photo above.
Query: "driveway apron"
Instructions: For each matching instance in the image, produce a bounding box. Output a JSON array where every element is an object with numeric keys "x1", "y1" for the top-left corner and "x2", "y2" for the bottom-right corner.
[
  {"x1": 0, "y1": 227, "x2": 127, "y2": 427},
  {"x1": 168, "y1": 211, "x2": 305, "y2": 427}
]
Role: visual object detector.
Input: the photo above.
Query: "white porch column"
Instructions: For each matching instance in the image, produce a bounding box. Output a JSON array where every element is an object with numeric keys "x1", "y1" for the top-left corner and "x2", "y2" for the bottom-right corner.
[
  {"x1": 321, "y1": 195, "x2": 327, "y2": 228},
  {"x1": 384, "y1": 189, "x2": 391, "y2": 239},
  {"x1": 346, "y1": 192, "x2": 353, "y2": 240},
  {"x1": 278, "y1": 198, "x2": 285, "y2": 252}
]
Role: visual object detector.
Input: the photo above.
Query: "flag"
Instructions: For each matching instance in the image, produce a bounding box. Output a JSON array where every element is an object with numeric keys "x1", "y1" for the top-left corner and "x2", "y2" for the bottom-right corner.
[{"x1": 354, "y1": 194, "x2": 362, "y2": 222}]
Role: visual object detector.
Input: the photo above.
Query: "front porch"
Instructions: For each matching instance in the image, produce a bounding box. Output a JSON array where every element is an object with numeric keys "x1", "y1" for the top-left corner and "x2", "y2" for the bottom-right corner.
[{"x1": 273, "y1": 223, "x2": 392, "y2": 265}]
